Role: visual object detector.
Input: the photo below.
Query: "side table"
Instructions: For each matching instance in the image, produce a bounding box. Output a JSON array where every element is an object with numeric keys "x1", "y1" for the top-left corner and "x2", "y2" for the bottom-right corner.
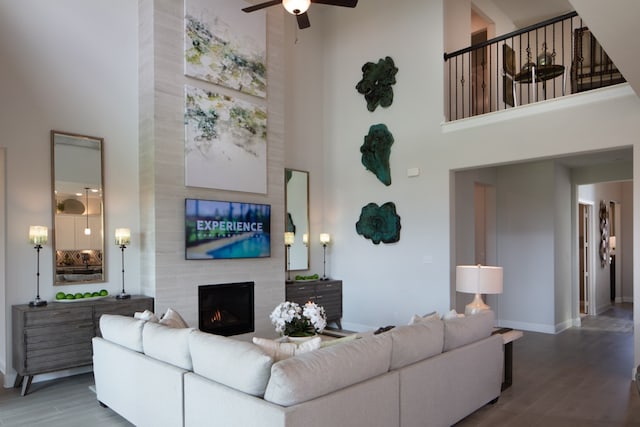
[{"x1": 492, "y1": 327, "x2": 523, "y2": 390}]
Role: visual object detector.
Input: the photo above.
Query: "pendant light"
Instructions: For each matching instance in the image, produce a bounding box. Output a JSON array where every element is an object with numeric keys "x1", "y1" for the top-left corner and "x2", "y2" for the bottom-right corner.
[{"x1": 84, "y1": 187, "x2": 91, "y2": 236}]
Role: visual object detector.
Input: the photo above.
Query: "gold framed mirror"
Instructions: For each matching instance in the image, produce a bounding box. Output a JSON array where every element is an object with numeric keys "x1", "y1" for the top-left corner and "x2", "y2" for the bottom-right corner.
[
  {"x1": 285, "y1": 169, "x2": 309, "y2": 271},
  {"x1": 51, "y1": 131, "x2": 105, "y2": 285}
]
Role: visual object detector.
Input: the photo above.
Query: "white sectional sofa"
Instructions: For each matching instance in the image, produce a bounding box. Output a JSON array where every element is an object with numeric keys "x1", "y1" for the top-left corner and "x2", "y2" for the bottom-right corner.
[{"x1": 92, "y1": 310, "x2": 503, "y2": 427}]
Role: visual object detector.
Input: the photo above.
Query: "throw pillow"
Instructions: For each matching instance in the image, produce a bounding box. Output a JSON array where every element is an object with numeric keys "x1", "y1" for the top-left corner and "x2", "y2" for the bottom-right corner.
[
  {"x1": 134, "y1": 309, "x2": 159, "y2": 323},
  {"x1": 408, "y1": 311, "x2": 440, "y2": 325},
  {"x1": 442, "y1": 309, "x2": 464, "y2": 320},
  {"x1": 252, "y1": 336, "x2": 321, "y2": 362},
  {"x1": 160, "y1": 308, "x2": 189, "y2": 328}
]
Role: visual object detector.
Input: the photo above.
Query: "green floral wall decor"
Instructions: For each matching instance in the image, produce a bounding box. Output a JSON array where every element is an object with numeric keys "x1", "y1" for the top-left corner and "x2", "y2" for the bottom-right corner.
[
  {"x1": 355, "y1": 56, "x2": 398, "y2": 112},
  {"x1": 361, "y1": 123, "x2": 394, "y2": 186},
  {"x1": 356, "y1": 202, "x2": 401, "y2": 244}
]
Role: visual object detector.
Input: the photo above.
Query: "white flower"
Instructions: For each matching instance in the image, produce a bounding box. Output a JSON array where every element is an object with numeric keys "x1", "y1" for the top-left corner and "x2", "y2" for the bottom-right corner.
[{"x1": 270, "y1": 301, "x2": 327, "y2": 335}]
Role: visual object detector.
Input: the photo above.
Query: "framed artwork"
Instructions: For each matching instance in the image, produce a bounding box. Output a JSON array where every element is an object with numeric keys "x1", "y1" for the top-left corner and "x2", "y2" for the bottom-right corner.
[
  {"x1": 184, "y1": 85, "x2": 267, "y2": 193},
  {"x1": 184, "y1": 0, "x2": 266, "y2": 98},
  {"x1": 503, "y1": 75, "x2": 514, "y2": 107},
  {"x1": 503, "y1": 44, "x2": 515, "y2": 76}
]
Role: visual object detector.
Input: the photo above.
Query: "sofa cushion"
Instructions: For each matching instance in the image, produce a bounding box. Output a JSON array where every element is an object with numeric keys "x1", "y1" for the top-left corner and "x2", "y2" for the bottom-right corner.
[
  {"x1": 319, "y1": 333, "x2": 358, "y2": 348},
  {"x1": 189, "y1": 330, "x2": 273, "y2": 396},
  {"x1": 142, "y1": 321, "x2": 194, "y2": 370},
  {"x1": 389, "y1": 318, "x2": 444, "y2": 370},
  {"x1": 264, "y1": 332, "x2": 392, "y2": 406},
  {"x1": 99, "y1": 314, "x2": 145, "y2": 352},
  {"x1": 443, "y1": 310, "x2": 494, "y2": 351},
  {"x1": 252, "y1": 336, "x2": 321, "y2": 362}
]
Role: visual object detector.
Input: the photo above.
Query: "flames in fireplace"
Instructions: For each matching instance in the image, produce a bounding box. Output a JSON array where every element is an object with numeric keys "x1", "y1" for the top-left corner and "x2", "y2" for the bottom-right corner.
[{"x1": 210, "y1": 309, "x2": 240, "y2": 325}]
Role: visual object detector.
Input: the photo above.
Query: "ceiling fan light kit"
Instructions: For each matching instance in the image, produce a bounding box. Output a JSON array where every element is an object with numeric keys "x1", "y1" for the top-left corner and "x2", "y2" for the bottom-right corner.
[
  {"x1": 243, "y1": 0, "x2": 358, "y2": 29},
  {"x1": 283, "y1": 0, "x2": 311, "y2": 15}
]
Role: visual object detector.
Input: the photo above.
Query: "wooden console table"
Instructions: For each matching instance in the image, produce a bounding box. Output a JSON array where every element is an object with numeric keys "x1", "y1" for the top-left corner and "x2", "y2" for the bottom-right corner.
[
  {"x1": 12, "y1": 295, "x2": 153, "y2": 395},
  {"x1": 492, "y1": 327, "x2": 523, "y2": 390},
  {"x1": 286, "y1": 279, "x2": 342, "y2": 329}
]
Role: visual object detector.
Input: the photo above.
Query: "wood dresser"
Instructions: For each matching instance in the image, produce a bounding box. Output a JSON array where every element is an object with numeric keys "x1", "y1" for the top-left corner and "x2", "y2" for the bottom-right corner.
[
  {"x1": 285, "y1": 279, "x2": 342, "y2": 329},
  {"x1": 12, "y1": 295, "x2": 153, "y2": 395}
]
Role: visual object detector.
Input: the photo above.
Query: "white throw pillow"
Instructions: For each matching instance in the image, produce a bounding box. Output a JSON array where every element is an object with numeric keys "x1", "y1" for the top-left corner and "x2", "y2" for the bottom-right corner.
[
  {"x1": 408, "y1": 311, "x2": 440, "y2": 325},
  {"x1": 442, "y1": 309, "x2": 464, "y2": 320},
  {"x1": 159, "y1": 308, "x2": 189, "y2": 328},
  {"x1": 252, "y1": 337, "x2": 321, "y2": 361},
  {"x1": 134, "y1": 309, "x2": 159, "y2": 323}
]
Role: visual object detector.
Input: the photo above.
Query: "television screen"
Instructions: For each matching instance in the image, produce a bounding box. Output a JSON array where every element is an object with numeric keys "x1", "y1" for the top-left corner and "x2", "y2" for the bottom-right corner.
[{"x1": 185, "y1": 198, "x2": 271, "y2": 260}]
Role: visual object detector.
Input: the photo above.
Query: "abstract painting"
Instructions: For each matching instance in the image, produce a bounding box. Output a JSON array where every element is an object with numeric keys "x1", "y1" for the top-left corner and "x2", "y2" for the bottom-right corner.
[
  {"x1": 185, "y1": 0, "x2": 266, "y2": 98},
  {"x1": 184, "y1": 84, "x2": 267, "y2": 193}
]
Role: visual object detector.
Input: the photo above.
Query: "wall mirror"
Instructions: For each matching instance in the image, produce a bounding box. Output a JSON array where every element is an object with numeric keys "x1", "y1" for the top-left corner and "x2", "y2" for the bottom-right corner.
[
  {"x1": 51, "y1": 131, "x2": 105, "y2": 285},
  {"x1": 285, "y1": 169, "x2": 309, "y2": 271}
]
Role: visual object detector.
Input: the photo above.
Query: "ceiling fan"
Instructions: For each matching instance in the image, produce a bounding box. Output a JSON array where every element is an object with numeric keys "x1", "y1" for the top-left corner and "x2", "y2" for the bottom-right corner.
[{"x1": 242, "y1": 0, "x2": 358, "y2": 30}]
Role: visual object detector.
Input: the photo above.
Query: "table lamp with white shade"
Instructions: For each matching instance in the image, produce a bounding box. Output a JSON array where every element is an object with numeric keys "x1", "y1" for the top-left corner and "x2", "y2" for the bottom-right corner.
[
  {"x1": 320, "y1": 233, "x2": 331, "y2": 280},
  {"x1": 28, "y1": 226, "x2": 48, "y2": 307},
  {"x1": 456, "y1": 264, "x2": 503, "y2": 315},
  {"x1": 284, "y1": 232, "x2": 295, "y2": 283},
  {"x1": 115, "y1": 228, "x2": 132, "y2": 300}
]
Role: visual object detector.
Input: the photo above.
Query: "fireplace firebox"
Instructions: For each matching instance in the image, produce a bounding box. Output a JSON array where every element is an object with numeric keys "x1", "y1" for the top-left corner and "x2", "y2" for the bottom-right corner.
[{"x1": 198, "y1": 282, "x2": 254, "y2": 336}]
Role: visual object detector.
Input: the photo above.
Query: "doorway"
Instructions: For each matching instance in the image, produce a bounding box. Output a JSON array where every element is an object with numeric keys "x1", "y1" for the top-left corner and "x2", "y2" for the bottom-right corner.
[{"x1": 579, "y1": 203, "x2": 592, "y2": 315}]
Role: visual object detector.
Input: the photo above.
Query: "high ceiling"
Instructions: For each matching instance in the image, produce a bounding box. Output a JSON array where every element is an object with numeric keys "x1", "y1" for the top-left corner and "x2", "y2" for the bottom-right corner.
[{"x1": 491, "y1": 0, "x2": 574, "y2": 28}]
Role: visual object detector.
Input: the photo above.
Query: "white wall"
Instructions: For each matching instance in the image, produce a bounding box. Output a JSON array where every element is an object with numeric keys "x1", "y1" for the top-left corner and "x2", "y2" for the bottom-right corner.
[
  {"x1": 554, "y1": 162, "x2": 573, "y2": 330},
  {"x1": 495, "y1": 161, "x2": 557, "y2": 332},
  {"x1": 286, "y1": 0, "x2": 640, "y2": 368},
  {"x1": 622, "y1": 181, "x2": 634, "y2": 302},
  {"x1": 0, "y1": 0, "x2": 139, "y2": 384}
]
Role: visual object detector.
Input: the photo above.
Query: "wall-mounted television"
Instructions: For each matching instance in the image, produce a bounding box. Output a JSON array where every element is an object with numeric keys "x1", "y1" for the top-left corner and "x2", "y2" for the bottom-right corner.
[{"x1": 185, "y1": 198, "x2": 271, "y2": 260}]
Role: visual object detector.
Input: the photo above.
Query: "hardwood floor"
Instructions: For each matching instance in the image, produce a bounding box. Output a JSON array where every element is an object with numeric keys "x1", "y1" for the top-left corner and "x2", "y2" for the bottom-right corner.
[
  {"x1": 1, "y1": 304, "x2": 638, "y2": 426},
  {"x1": 457, "y1": 303, "x2": 640, "y2": 426}
]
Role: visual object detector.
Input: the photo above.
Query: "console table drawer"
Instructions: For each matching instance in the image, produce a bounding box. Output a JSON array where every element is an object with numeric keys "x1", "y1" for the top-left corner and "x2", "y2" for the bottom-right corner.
[
  {"x1": 25, "y1": 345, "x2": 93, "y2": 372},
  {"x1": 24, "y1": 323, "x2": 94, "y2": 349},
  {"x1": 21, "y1": 306, "x2": 93, "y2": 327}
]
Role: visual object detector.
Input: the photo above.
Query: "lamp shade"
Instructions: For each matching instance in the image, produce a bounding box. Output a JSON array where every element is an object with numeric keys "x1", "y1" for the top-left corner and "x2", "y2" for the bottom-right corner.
[
  {"x1": 303, "y1": 233, "x2": 309, "y2": 245},
  {"x1": 320, "y1": 233, "x2": 331, "y2": 245},
  {"x1": 456, "y1": 265, "x2": 503, "y2": 295},
  {"x1": 282, "y1": 0, "x2": 310, "y2": 15},
  {"x1": 115, "y1": 228, "x2": 131, "y2": 246},
  {"x1": 284, "y1": 232, "x2": 295, "y2": 246},
  {"x1": 29, "y1": 226, "x2": 48, "y2": 245}
]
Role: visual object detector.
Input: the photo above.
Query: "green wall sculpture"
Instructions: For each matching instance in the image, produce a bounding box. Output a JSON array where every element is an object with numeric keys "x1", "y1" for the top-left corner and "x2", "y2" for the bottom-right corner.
[
  {"x1": 355, "y1": 202, "x2": 401, "y2": 244},
  {"x1": 355, "y1": 56, "x2": 398, "y2": 112},
  {"x1": 361, "y1": 123, "x2": 394, "y2": 186}
]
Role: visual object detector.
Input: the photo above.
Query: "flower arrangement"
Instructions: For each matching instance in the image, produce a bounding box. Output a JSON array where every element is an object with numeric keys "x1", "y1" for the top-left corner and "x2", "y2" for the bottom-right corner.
[{"x1": 270, "y1": 301, "x2": 327, "y2": 337}]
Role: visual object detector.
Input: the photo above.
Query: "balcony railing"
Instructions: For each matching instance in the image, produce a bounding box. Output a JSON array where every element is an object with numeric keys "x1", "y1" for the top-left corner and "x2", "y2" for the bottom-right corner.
[{"x1": 444, "y1": 12, "x2": 626, "y2": 122}]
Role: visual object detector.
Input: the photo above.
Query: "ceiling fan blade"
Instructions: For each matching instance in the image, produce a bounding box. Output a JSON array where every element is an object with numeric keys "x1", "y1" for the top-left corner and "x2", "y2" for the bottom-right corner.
[
  {"x1": 311, "y1": 0, "x2": 358, "y2": 7},
  {"x1": 242, "y1": 0, "x2": 282, "y2": 13},
  {"x1": 297, "y1": 12, "x2": 311, "y2": 29}
]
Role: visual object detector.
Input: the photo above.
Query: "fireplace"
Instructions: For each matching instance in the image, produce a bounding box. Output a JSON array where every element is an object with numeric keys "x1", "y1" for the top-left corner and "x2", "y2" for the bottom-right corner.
[{"x1": 198, "y1": 282, "x2": 254, "y2": 336}]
